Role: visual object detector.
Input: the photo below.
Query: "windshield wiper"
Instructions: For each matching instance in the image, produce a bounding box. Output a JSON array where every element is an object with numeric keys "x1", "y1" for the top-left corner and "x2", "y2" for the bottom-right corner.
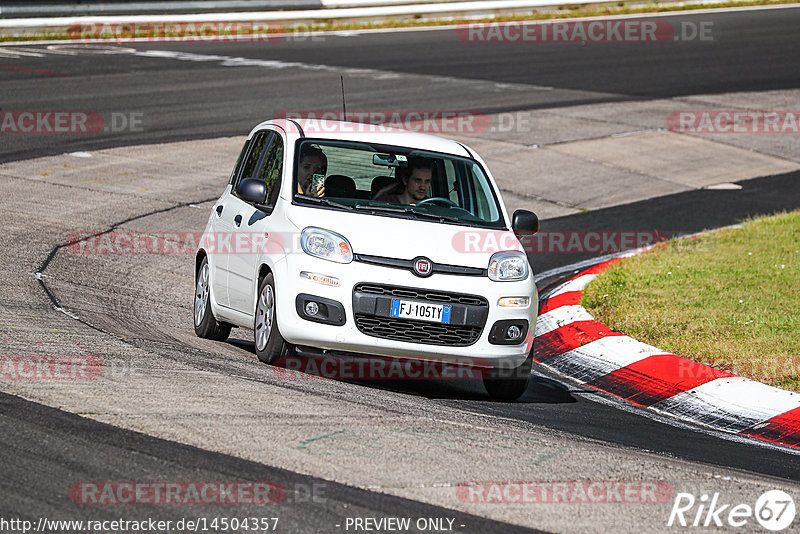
[
  {"x1": 353, "y1": 204, "x2": 460, "y2": 223},
  {"x1": 296, "y1": 195, "x2": 352, "y2": 210},
  {"x1": 407, "y1": 208, "x2": 460, "y2": 223},
  {"x1": 353, "y1": 204, "x2": 408, "y2": 214}
]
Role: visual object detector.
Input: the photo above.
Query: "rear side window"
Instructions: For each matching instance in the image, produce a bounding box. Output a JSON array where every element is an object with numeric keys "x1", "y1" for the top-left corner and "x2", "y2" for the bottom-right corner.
[{"x1": 237, "y1": 131, "x2": 284, "y2": 204}]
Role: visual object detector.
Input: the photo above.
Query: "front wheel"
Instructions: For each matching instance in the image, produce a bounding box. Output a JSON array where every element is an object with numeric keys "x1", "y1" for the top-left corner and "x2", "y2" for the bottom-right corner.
[
  {"x1": 194, "y1": 257, "x2": 231, "y2": 341},
  {"x1": 482, "y1": 351, "x2": 533, "y2": 401},
  {"x1": 254, "y1": 273, "x2": 292, "y2": 364}
]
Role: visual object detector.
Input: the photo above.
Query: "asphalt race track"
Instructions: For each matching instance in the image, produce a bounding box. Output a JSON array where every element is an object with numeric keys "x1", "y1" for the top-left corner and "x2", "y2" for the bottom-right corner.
[
  {"x1": 1, "y1": 6, "x2": 799, "y2": 533},
  {"x1": 0, "y1": 392, "x2": 541, "y2": 533},
  {"x1": 2, "y1": 8, "x2": 800, "y2": 163}
]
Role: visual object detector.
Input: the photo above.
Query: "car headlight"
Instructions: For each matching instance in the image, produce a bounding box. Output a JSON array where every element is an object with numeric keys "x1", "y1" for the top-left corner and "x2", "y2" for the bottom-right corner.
[
  {"x1": 488, "y1": 251, "x2": 529, "y2": 282},
  {"x1": 301, "y1": 227, "x2": 353, "y2": 264}
]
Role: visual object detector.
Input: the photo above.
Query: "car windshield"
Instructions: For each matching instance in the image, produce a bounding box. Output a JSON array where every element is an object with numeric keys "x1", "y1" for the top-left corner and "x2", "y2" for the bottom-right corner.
[{"x1": 293, "y1": 139, "x2": 505, "y2": 229}]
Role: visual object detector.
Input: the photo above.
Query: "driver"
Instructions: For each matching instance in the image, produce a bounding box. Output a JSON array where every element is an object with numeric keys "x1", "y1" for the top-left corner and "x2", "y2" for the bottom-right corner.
[
  {"x1": 297, "y1": 144, "x2": 327, "y2": 197},
  {"x1": 374, "y1": 156, "x2": 433, "y2": 205}
]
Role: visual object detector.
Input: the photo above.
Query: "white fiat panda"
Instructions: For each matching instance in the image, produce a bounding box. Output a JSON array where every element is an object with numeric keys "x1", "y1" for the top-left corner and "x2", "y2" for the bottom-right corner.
[{"x1": 194, "y1": 119, "x2": 540, "y2": 400}]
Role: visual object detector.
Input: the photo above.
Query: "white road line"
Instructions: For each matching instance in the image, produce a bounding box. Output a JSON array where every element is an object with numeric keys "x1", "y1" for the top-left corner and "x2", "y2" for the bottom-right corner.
[
  {"x1": 0, "y1": 48, "x2": 44, "y2": 58},
  {"x1": 54, "y1": 306, "x2": 80, "y2": 320},
  {"x1": 131, "y1": 48, "x2": 551, "y2": 92},
  {"x1": 535, "y1": 256, "x2": 612, "y2": 286}
]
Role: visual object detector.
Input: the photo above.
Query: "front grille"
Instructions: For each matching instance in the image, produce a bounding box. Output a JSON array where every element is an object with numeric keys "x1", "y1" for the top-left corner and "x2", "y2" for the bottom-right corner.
[
  {"x1": 352, "y1": 283, "x2": 488, "y2": 346},
  {"x1": 354, "y1": 314, "x2": 482, "y2": 346},
  {"x1": 354, "y1": 254, "x2": 486, "y2": 277},
  {"x1": 354, "y1": 284, "x2": 487, "y2": 307}
]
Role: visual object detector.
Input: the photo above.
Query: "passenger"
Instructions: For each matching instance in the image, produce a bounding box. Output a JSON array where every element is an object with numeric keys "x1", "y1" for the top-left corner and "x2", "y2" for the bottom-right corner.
[
  {"x1": 373, "y1": 157, "x2": 434, "y2": 205},
  {"x1": 297, "y1": 144, "x2": 327, "y2": 197}
]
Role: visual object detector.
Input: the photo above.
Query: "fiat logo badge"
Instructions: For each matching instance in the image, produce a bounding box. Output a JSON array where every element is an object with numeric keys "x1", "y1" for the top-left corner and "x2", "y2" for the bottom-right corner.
[{"x1": 412, "y1": 257, "x2": 433, "y2": 277}]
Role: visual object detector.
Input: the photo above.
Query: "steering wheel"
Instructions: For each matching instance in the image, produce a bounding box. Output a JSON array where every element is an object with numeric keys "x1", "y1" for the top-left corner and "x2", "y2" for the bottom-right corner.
[{"x1": 415, "y1": 197, "x2": 458, "y2": 208}]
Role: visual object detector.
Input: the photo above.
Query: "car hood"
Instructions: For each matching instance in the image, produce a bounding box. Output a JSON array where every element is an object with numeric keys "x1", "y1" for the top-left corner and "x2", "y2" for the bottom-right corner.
[{"x1": 286, "y1": 203, "x2": 521, "y2": 269}]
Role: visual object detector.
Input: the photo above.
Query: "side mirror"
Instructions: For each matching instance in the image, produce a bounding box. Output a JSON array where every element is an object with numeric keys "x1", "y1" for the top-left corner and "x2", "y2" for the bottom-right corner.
[
  {"x1": 512, "y1": 209, "x2": 539, "y2": 236},
  {"x1": 236, "y1": 178, "x2": 268, "y2": 205}
]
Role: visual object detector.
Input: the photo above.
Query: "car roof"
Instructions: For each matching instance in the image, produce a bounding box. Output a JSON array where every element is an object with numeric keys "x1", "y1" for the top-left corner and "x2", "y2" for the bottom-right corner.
[{"x1": 252, "y1": 118, "x2": 473, "y2": 158}]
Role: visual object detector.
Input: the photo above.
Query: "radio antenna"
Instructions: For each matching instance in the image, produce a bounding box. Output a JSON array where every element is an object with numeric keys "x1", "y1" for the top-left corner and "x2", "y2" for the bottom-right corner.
[{"x1": 340, "y1": 76, "x2": 347, "y2": 120}]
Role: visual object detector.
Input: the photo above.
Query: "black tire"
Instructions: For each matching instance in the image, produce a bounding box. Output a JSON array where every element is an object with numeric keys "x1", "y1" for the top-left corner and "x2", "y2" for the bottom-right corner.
[
  {"x1": 482, "y1": 351, "x2": 533, "y2": 401},
  {"x1": 194, "y1": 257, "x2": 231, "y2": 341},
  {"x1": 254, "y1": 272, "x2": 292, "y2": 364}
]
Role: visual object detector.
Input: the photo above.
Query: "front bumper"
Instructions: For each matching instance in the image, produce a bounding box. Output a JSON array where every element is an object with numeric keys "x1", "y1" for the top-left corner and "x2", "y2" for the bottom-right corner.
[{"x1": 275, "y1": 255, "x2": 538, "y2": 370}]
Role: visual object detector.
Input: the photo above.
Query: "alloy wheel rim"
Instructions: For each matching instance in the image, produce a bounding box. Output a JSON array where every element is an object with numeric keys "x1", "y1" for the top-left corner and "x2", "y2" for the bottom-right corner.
[
  {"x1": 255, "y1": 284, "x2": 274, "y2": 351},
  {"x1": 194, "y1": 263, "x2": 209, "y2": 326}
]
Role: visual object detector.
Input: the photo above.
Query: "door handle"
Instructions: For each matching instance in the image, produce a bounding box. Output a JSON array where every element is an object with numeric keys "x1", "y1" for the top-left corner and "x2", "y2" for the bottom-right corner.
[
  {"x1": 215, "y1": 205, "x2": 223, "y2": 216},
  {"x1": 234, "y1": 214, "x2": 242, "y2": 227}
]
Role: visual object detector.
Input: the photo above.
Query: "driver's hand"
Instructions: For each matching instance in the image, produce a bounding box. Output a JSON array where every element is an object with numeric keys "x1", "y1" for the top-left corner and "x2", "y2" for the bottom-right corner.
[{"x1": 300, "y1": 178, "x2": 325, "y2": 197}]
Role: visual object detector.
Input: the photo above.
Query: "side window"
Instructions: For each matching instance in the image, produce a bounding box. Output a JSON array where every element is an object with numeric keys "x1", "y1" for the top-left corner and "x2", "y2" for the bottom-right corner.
[
  {"x1": 236, "y1": 131, "x2": 284, "y2": 205},
  {"x1": 239, "y1": 131, "x2": 271, "y2": 182},
  {"x1": 468, "y1": 163, "x2": 499, "y2": 221},
  {"x1": 229, "y1": 140, "x2": 249, "y2": 185},
  {"x1": 262, "y1": 136, "x2": 284, "y2": 203}
]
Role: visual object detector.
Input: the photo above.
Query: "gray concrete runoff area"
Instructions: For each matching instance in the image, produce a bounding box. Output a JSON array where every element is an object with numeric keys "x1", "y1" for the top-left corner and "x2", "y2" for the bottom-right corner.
[{"x1": 0, "y1": 86, "x2": 798, "y2": 533}]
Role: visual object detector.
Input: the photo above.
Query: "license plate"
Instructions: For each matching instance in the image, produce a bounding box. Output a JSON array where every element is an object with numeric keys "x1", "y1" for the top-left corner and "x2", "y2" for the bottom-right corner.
[{"x1": 390, "y1": 299, "x2": 451, "y2": 324}]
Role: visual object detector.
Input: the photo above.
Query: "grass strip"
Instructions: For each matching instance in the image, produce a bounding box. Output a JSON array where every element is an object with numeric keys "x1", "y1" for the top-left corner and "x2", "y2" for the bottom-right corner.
[{"x1": 582, "y1": 211, "x2": 800, "y2": 392}]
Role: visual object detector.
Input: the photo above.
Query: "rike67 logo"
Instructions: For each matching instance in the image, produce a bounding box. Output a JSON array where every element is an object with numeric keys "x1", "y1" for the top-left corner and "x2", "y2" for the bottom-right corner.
[{"x1": 668, "y1": 490, "x2": 795, "y2": 531}]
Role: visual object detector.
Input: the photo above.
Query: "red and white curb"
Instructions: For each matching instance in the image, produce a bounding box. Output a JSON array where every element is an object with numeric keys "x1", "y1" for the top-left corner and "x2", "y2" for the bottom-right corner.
[{"x1": 533, "y1": 257, "x2": 800, "y2": 450}]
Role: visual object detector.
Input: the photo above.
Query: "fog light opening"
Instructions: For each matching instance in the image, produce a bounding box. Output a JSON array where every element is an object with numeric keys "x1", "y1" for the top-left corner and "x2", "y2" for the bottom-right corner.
[
  {"x1": 506, "y1": 325, "x2": 522, "y2": 340},
  {"x1": 488, "y1": 319, "x2": 528, "y2": 345},
  {"x1": 305, "y1": 301, "x2": 320, "y2": 316}
]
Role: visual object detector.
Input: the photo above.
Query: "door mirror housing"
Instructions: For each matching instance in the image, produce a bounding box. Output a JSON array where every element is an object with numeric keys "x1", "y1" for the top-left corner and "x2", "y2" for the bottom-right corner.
[
  {"x1": 512, "y1": 209, "x2": 539, "y2": 236},
  {"x1": 236, "y1": 178, "x2": 268, "y2": 205}
]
